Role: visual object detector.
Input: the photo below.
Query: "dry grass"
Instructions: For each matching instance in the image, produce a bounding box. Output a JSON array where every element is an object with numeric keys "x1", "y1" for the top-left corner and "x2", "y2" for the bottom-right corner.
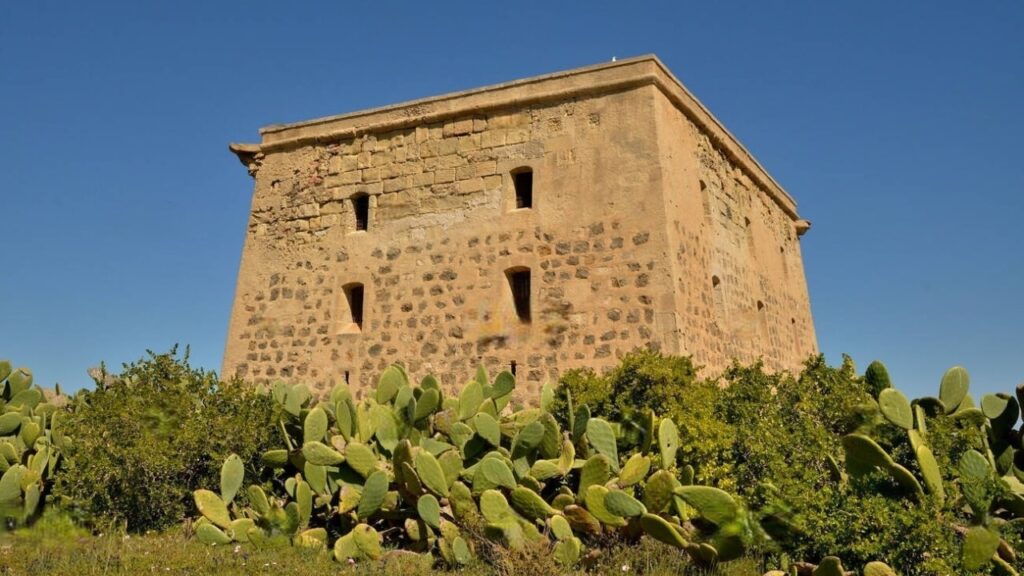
[{"x1": 0, "y1": 514, "x2": 763, "y2": 576}]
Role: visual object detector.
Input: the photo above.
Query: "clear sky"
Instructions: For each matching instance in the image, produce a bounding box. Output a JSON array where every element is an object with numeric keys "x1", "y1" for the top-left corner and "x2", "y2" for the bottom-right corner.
[{"x1": 1, "y1": 1, "x2": 1021, "y2": 400}]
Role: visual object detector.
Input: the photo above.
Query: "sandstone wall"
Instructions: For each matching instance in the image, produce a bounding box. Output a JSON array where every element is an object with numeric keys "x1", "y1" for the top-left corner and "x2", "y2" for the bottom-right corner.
[
  {"x1": 652, "y1": 95, "x2": 817, "y2": 374},
  {"x1": 224, "y1": 86, "x2": 680, "y2": 399}
]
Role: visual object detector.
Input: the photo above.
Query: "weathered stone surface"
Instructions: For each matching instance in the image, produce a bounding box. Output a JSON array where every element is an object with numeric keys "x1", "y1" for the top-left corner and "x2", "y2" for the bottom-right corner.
[{"x1": 223, "y1": 56, "x2": 817, "y2": 401}]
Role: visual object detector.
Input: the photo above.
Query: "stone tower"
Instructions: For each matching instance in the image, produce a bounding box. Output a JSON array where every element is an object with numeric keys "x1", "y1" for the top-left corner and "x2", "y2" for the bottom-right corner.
[{"x1": 223, "y1": 55, "x2": 817, "y2": 399}]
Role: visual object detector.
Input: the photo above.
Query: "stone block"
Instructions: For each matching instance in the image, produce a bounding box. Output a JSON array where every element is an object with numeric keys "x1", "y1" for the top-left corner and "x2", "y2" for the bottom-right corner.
[
  {"x1": 481, "y1": 130, "x2": 507, "y2": 148},
  {"x1": 482, "y1": 175, "x2": 502, "y2": 190},
  {"x1": 506, "y1": 129, "x2": 529, "y2": 144},
  {"x1": 362, "y1": 167, "x2": 381, "y2": 182},
  {"x1": 456, "y1": 160, "x2": 497, "y2": 181},
  {"x1": 443, "y1": 118, "x2": 474, "y2": 137},
  {"x1": 456, "y1": 177, "x2": 484, "y2": 194},
  {"x1": 458, "y1": 135, "x2": 481, "y2": 153},
  {"x1": 434, "y1": 169, "x2": 455, "y2": 184},
  {"x1": 383, "y1": 176, "x2": 408, "y2": 193}
]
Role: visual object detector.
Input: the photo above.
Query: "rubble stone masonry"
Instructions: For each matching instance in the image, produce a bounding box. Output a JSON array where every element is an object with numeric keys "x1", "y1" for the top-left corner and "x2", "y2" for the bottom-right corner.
[{"x1": 223, "y1": 56, "x2": 817, "y2": 400}]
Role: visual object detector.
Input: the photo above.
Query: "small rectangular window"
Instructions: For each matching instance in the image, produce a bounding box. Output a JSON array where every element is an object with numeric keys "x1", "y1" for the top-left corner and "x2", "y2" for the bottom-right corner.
[
  {"x1": 508, "y1": 269, "x2": 531, "y2": 322},
  {"x1": 344, "y1": 284, "x2": 364, "y2": 330},
  {"x1": 353, "y1": 195, "x2": 369, "y2": 231},
  {"x1": 513, "y1": 170, "x2": 533, "y2": 209}
]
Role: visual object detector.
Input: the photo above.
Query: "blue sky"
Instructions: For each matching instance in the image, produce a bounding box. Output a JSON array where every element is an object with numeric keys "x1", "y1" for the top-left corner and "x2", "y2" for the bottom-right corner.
[{"x1": 1, "y1": 1, "x2": 1021, "y2": 399}]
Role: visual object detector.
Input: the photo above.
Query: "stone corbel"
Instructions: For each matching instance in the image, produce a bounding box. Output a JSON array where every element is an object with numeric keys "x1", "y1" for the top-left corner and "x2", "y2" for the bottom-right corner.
[
  {"x1": 229, "y1": 143, "x2": 264, "y2": 177},
  {"x1": 795, "y1": 219, "x2": 812, "y2": 237}
]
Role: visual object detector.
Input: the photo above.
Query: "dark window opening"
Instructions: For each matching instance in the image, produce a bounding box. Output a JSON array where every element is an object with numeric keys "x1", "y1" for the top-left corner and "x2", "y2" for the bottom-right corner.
[
  {"x1": 510, "y1": 360, "x2": 517, "y2": 377},
  {"x1": 757, "y1": 300, "x2": 765, "y2": 312},
  {"x1": 711, "y1": 275, "x2": 721, "y2": 288},
  {"x1": 344, "y1": 283, "x2": 365, "y2": 329},
  {"x1": 507, "y1": 268, "x2": 531, "y2": 322},
  {"x1": 513, "y1": 169, "x2": 533, "y2": 209},
  {"x1": 344, "y1": 370, "x2": 350, "y2": 384},
  {"x1": 353, "y1": 194, "x2": 369, "y2": 231}
]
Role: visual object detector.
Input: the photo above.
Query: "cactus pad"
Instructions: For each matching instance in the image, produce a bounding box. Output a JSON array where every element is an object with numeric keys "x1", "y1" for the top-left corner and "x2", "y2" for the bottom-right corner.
[
  {"x1": 586, "y1": 418, "x2": 619, "y2": 468},
  {"x1": 302, "y1": 441, "x2": 345, "y2": 466},
  {"x1": 413, "y1": 388, "x2": 441, "y2": 422},
  {"x1": 303, "y1": 406, "x2": 329, "y2": 444},
  {"x1": 261, "y1": 449, "x2": 289, "y2": 468},
  {"x1": 219, "y1": 454, "x2": 244, "y2": 503},
  {"x1": 0, "y1": 413, "x2": 21, "y2": 435},
  {"x1": 474, "y1": 458, "x2": 516, "y2": 492},
  {"x1": 193, "y1": 489, "x2": 232, "y2": 529},
  {"x1": 643, "y1": 469, "x2": 678, "y2": 513},
  {"x1": 458, "y1": 380, "x2": 484, "y2": 421},
  {"x1": 640, "y1": 513, "x2": 687, "y2": 548},
  {"x1": 939, "y1": 366, "x2": 970, "y2": 413},
  {"x1": 674, "y1": 486, "x2": 739, "y2": 525},
  {"x1": 578, "y1": 454, "x2": 613, "y2": 497},
  {"x1": 562, "y1": 504, "x2": 603, "y2": 536},
  {"x1": 376, "y1": 365, "x2": 405, "y2": 404},
  {"x1": 357, "y1": 470, "x2": 388, "y2": 519},
  {"x1": 842, "y1": 434, "x2": 893, "y2": 470},
  {"x1": 195, "y1": 523, "x2": 233, "y2": 545},
  {"x1": 658, "y1": 418, "x2": 679, "y2": 469},
  {"x1": 353, "y1": 524, "x2": 384, "y2": 560},
  {"x1": 473, "y1": 413, "x2": 501, "y2": 447},
  {"x1": 414, "y1": 450, "x2": 450, "y2": 497},
  {"x1": 582, "y1": 485, "x2": 626, "y2": 527},
  {"x1": 480, "y1": 489, "x2": 515, "y2": 524},
  {"x1": 344, "y1": 443, "x2": 378, "y2": 478},
  {"x1": 864, "y1": 360, "x2": 892, "y2": 395},
  {"x1": 417, "y1": 493, "x2": 442, "y2": 529},
  {"x1": 604, "y1": 489, "x2": 646, "y2": 518},
  {"x1": 915, "y1": 445, "x2": 945, "y2": 501},
  {"x1": 812, "y1": 556, "x2": 845, "y2": 576},
  {"x1": 964, "y1": 526, "x2": 1001, "y2": 570},
  {"x1": 878, "y1": 388, "x2": 913, "y2": 429},
  {"x1": 449, "y1": 481, "x2": 478, "y2": 520},
  {"x1": 553, "y1": 537, "x2": 582, "y2": 566},
  {"x1": 864, "y1": 562, "x2": 898, "y2": 576},
  {"x1": 510, "y1": 486, "x2": 556, "y2": 519}
]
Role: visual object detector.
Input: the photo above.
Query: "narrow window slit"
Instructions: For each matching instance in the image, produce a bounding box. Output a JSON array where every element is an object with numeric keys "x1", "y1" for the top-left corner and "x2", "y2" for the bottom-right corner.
[
  {"x1": 353, "y1": 194, "x2": 369, "y2": 231},
  {"x1": 506, "y1": 268, "x2": 531, "y2": 322},
  {"x1": 512, "y1": 169, "x2": 533, "y2": 209},
  {"x1": 343, "y1": 283, "x2": 365, "y2": 330}
]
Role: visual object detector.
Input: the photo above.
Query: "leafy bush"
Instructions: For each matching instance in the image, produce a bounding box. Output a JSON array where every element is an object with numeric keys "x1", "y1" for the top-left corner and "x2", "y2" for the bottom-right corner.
[
  {"x1": 557, "y1": 350, "x2": 1024, "y2": 575},
  {"x1": 555, "y1": 349, "x2": 735, "y2": 487},
  {"x1": 52, "y1": 347, "x2": 280, "y2": 532}
]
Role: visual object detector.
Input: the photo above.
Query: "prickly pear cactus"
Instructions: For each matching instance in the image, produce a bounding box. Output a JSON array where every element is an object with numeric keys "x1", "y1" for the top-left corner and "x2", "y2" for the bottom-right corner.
[
  {"x1": 843, "y1": 362, "x2": 1024, "y2": 574},
  {"x1": 188, "y1": 363, "x2": 760, "y2": 569},
  {"x1": 0, "y1": 359, "x2": 71, "y2": 526}
]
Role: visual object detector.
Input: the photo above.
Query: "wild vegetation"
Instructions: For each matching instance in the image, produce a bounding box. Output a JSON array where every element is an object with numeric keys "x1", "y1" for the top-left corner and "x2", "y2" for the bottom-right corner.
[{"x1": 2, "y1": 349, "x2": 1023, "y2": 575}]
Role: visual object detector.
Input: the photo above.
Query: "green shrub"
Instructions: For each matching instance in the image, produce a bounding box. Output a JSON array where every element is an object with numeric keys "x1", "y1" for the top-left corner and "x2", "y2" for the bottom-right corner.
[
  {"x1": 52, "y1": 347, "x2": 280, "y2": 532},
  {"x1": 555, "y1": 349, "x2": 735, "y2": 486},
  {"x1": 556, "y1": 351, "x2": 994, "y2": 574}
]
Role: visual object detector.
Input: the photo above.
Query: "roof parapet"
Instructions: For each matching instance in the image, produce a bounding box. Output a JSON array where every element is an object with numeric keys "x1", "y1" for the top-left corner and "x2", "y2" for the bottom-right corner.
[{"x1": 229, "y1": 55, "x2": 801, "y2": 219}]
